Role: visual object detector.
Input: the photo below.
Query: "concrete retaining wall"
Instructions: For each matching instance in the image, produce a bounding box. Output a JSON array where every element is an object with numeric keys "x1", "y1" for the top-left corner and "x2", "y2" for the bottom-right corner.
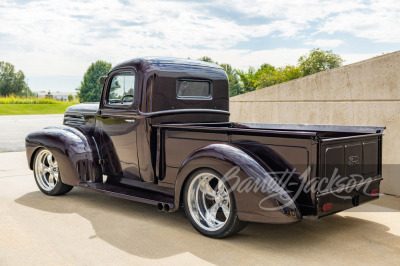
[{"x1": 230, "y1": 51, "x2": 400, "y2": 195}]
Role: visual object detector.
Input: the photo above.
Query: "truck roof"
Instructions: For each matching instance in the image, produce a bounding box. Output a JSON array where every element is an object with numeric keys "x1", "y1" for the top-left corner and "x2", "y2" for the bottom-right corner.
[{"x1": 111, "y1": 57, "x2": 223, "y2": 72}]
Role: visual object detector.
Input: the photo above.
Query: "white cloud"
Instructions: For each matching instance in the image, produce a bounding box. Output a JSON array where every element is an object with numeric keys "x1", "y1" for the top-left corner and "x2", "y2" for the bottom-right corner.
[
  {"x1": 320, "y1": 1, "x2": 400, "y2": 43},
  {"x1": 341, "y1": 53, "x2": 381, "y2": 65},
  {"x1": 221, "y1": 0, "x2": 368, "y2": 37},
  {"x1": 304, "y1": 39, "x2": 344, "y2": 48},
  {"x1": 0, "y1": 0, "x2": 398, "y2": 81},
  {"x1": 0, "y1": 0, "x2": 277, "y2": 75},
  {"x1": 221, "y1": 0, "x2": 400, "y2": 43},
  {"x1": 195, "y1": 48, "x2": 309, "y2": 70}
]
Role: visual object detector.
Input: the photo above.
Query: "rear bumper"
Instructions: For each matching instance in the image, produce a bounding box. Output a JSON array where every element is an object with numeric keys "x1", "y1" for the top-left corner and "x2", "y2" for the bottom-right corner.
[{"x1": 315, "y1": 176, "x2": 382, "y2": 218}]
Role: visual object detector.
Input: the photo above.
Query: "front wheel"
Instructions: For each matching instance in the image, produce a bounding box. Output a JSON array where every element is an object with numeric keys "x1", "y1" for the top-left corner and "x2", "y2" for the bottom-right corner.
[
  {"x1": 183, "y1": 169, "x2": 247, "y2": 238},
  {"x1": 33, "y1": 148, "x2": 73, "y2": 196}
]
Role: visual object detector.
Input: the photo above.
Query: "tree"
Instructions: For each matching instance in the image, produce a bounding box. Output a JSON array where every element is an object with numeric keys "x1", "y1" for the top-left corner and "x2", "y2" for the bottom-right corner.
[
  {"x1": 280, "y1": 65, "x2": 303, "y2": 81},
  {"x1": 198, "y1": 57, "x2": 244, "y2": 97},
  {"x1": 0, "y1": 61, "x2": 29, "y2": 97},
  {"x1": 76, "y1": 61, "x2": 112, "y2": 102},
  {"x1": 237, "y1": 63, "x2": 276, "y2": 92},
  {"x1": 197, "y1": 56, "x2": 214, "y2": 63},
  {"x1": 298, "y1": 48, "x2": 344, "y2": 76},
  {"x1": 255, "y1": 65, "x2": 302, "y2": 89},
  {"x1": 220, "y1": 64, "x2": 243, "y2": 96},
  {"x1": 237, "y1": 67, "x2": 256, "y2": 93},
  {"x1": 68, "y1": 94, "x2": 74, "y2": 102}
]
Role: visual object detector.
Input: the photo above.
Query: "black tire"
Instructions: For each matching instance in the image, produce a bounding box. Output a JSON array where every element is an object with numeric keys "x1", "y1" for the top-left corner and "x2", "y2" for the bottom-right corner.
[
  {"x1": 183, "y1": 168, "x2": 247, "y2": 238},
  {"x1": 33, "y1": 148, "x2": 73, "y2": 196}
]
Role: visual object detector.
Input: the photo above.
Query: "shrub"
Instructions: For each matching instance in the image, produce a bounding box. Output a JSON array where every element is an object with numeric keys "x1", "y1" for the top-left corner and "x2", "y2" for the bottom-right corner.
[{"x1": 0, "y1": 96, "x2": 63, "y2": 104}]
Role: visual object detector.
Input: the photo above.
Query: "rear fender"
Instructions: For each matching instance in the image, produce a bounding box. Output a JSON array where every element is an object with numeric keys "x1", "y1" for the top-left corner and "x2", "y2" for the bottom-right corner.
[
  {"x1": 233, "y1": 140, "x2": 314, "y2": 213},
  {"x1": 25, "y1": 125, "x2": 101, "y2": 186},
  {"x1": 174, "y1": 143, "x2": 301, "y2": 223}
]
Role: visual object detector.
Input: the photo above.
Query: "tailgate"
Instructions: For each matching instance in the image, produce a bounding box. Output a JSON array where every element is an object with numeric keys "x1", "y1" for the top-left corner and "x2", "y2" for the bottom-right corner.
[
  {"x1": 319, "y1": 133, "x2": 383, "y2": 191},
  {"x1": 316, "y1": 133, "x2": 383, "y2": 216}
]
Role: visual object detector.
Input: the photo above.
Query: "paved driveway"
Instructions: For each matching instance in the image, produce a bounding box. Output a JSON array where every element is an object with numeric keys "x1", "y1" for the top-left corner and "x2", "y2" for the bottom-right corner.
[
  {"x1": 1, "y1": 151, "x2": 400, "y2": 265},
  {"x1": 0, "y1": 114, "x2": 63, "y2": 152}
]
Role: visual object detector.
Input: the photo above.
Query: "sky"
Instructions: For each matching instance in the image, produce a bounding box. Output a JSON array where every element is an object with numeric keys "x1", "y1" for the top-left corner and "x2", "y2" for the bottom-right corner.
[{"x1": 1, "y1": 0, "x2": 399, "y2": 93}]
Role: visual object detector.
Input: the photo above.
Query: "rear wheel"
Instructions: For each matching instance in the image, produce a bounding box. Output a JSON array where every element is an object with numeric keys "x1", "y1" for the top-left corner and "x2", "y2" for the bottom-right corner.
[
  {"x1": 33, "y1": 148, "x2": 73, "y2": 196},
  {"x1": 183, "y1": 169, "x2": 247, "y2": 238}
]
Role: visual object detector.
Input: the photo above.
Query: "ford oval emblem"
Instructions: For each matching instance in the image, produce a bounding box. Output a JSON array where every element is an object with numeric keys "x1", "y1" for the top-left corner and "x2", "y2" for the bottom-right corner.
[{"x1": 348, "y1": 155, "x2": 360, "y2": 166}]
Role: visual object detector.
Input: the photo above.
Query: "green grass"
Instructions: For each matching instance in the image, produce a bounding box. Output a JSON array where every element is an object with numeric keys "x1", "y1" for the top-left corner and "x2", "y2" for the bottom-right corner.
[
  {"x1": 0, "y1": 96, "x2": 65, "y2": 104},
  {"x1": 0, "y1": 96, "x2": 80, "y2": 115},
  {"x1": 0, "y1": 103, "x2": 77, "y2": 115}
]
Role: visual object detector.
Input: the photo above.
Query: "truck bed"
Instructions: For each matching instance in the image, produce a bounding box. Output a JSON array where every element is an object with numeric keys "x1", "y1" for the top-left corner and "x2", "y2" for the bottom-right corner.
[{"x1": 155, "y1": 122, "x2": 384, "y2": 217}]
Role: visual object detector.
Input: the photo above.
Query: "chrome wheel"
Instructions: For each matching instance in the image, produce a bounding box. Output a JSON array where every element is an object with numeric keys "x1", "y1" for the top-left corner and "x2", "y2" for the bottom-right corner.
[
  {"x1": 187, "y1": 172, "x2": 231, "y2": 232},
  {"x1": 34, "y1": 149, "x2": 59, "y2": 192}
]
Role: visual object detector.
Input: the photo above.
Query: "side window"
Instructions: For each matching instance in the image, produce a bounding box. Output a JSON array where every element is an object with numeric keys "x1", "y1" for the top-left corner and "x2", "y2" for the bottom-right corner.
[
  {"x1": 107, "y1": 72, "x2": 135, "y2": 105},
  {"x1": 176, "y1": 79, "x2": 211, "y2": 99}
]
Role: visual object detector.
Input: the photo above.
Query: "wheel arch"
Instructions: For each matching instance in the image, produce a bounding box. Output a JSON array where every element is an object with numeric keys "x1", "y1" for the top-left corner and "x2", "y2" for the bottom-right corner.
[
  {"x1": 174, "y1": 143, "x2": 302, "y2": 224},
  {"x1": 25, "y1": 125, "x2": 102, "y2": 186}
]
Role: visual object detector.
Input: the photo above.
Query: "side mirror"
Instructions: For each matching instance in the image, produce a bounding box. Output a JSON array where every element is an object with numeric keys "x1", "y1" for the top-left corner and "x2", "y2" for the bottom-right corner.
[{"x1": 99, "y1": 76, "x2": 107, "y2": 85}]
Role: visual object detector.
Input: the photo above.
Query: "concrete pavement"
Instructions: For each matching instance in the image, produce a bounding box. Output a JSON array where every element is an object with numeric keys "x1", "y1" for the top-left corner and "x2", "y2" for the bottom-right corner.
[
  {"x1": 0, "y1": 114, "x2": 63, "y2": 152},
  {"x1": 1, "y1": 151, "x2": 400, "y2": 265}
]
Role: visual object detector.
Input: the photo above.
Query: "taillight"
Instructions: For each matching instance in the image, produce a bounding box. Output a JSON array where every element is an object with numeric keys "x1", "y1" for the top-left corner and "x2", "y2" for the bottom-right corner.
[
  {"x1": 370, "y1": 189, "x2": 379, "y2": 196},
  {"x1": 322, "y1": 203, "x2": 332, "y2": 212}
]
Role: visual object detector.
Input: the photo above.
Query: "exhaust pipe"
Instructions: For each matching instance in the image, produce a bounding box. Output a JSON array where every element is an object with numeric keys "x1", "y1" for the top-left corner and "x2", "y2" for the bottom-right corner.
[
  {"x1": 163, "y1": 204, "x2": 170, "y2": 212},
  {"x1": 157, "y1": 203, "x2": 171, "y2": 212}
]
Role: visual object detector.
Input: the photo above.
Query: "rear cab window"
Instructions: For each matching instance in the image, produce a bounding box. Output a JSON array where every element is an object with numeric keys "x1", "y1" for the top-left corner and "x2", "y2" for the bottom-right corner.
[{"x1": 176, "y1": 79, "x2": 212, "y2": 99}]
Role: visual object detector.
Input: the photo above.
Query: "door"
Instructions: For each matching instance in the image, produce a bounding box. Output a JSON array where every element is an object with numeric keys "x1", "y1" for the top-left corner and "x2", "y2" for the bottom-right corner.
[{"x1": 96, "y1": 70, "x2": 140, "y2": 181}]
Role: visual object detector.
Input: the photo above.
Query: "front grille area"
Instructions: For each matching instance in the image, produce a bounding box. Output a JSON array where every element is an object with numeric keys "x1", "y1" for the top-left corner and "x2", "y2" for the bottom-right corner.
[{"x1": 64, "y1": 114, "x2": 85, "y2": 127}]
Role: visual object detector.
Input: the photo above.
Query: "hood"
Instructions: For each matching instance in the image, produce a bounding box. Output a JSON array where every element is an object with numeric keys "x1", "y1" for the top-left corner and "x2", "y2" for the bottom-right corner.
[{"x1": 65, "y1": 102, "x2": 99, "y2": 115}]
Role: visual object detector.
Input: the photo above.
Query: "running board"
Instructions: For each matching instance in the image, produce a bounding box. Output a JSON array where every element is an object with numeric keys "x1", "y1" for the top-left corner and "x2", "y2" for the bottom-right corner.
[{"x1": 77, "y1": 182, "x2": 174, "y2": 210}]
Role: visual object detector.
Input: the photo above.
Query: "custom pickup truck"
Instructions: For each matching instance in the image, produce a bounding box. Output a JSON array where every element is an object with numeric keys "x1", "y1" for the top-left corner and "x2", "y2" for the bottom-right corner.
[{"x1": 26, "y1": 57, "x2": 384, "y2": 238}]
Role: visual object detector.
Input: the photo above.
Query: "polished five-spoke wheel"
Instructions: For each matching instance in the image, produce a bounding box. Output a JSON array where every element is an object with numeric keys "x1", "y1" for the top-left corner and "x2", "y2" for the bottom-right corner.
[
  {"x1": 187, "y1": 172, "x2": 231, "y2": 231},
  {"x1": 33, "y1": 148, "x2": 73, "y2": 196},
  {"x1": 34, "y1": 149, "x2": 59, "y2": 191},
  {"x1": 183, "y1": 169, "x2": 247, "y2": 238}
]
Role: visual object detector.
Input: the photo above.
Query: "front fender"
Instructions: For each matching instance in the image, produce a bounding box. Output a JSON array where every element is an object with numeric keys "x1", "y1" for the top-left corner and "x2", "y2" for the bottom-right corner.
[
  {"x1": 25, "y1": 125, "x2": 101, "y2": 186},
  {"x1": 174, "y1": 143, "x2": 301, "y2": 224}
]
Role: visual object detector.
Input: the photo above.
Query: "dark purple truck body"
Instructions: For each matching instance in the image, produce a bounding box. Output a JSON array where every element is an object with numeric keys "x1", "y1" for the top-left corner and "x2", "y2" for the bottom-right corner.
[{"x1": 26, "y1": 57, "x2": 384, "y2": 224}]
